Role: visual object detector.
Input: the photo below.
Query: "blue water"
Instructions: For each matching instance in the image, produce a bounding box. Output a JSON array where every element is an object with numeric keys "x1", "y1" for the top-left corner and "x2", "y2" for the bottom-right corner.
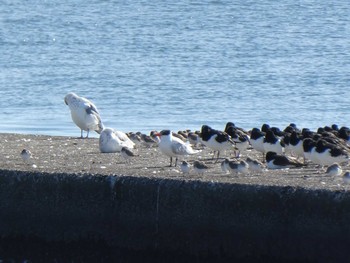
[{"x1": 1, "y1": 0, "x2": 350, "y2": 137}]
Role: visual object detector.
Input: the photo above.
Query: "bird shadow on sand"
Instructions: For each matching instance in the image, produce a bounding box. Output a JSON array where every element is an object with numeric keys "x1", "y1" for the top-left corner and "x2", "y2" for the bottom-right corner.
[
  {"x1": 144, "y1": 165, "x2": 182, "y2": 170},
  {"x1": 198, "y1": 157, "x2": 238, "y2": 163},
  {"x1": 69, "y1": 136, "x2": 98, "y2": 140}
]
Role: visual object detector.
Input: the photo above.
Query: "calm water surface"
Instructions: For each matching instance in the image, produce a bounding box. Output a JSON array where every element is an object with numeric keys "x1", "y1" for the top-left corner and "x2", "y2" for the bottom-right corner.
[{"x1": 1, "y1": 0, "x2": 350, "y2": 136}]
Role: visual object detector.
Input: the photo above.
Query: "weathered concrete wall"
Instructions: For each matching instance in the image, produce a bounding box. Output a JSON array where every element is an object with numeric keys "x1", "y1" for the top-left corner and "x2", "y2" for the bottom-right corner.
[{"x1": 0, "y1": 169, "x2": 349, "y2": 262}]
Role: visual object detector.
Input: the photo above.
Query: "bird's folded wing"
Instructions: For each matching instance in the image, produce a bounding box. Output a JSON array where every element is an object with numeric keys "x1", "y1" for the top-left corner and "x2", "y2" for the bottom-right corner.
[
  {"x1": 171, "y1": 141, "x2": 189, "y2": 155},
  {"x1": 81, "y1": 97, "x2": 100, "y2": 114}
]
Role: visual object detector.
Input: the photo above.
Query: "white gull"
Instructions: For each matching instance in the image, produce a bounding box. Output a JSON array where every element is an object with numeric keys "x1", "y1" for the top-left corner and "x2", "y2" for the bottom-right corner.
[
  {"x1": 64, "y1": 92, "x2": 104, "y2": 138},
  {"x1": 99, "y1": 128, "x2": 135, "y2": 153}
]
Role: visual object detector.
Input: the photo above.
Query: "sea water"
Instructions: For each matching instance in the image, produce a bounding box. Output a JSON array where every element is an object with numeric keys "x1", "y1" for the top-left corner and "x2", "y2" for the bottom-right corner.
[{"x1": 1, "y1": 0, "x2": 350, "y2": 137}]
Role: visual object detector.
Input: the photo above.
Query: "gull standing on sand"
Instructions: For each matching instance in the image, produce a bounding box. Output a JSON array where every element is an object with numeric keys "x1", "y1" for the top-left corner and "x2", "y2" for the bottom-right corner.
[
  {"x1": 155, "y1": 130, "x2": 200, "y2": 167},
  {"x1": 99, "y1": 128, "x2": 135, "y2": 153},
  {"x1": 64, "y1": 92, "x2": 104, "y2": 138}
]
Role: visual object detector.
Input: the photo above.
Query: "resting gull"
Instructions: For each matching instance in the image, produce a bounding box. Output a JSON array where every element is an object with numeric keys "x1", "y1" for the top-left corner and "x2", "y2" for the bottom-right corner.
[{"x1": 99, "y1": 128, "x2": 135, "y2": 153}]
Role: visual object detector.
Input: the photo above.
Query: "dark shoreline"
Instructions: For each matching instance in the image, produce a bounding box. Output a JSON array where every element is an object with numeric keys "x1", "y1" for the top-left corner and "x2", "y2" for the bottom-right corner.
[{"x1": 0, "y1": 133, "x2": 349, "y2": 262}]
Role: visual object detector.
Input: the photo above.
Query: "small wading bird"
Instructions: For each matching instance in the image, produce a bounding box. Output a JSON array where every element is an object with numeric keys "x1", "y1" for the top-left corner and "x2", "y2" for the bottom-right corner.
[
  {"x1": 121, "y1": 147, "x2": 136, "y2": 163},
  {"x1": 246, "y1": 157, "x2": 265, "y2": 173},
  {"x1": 221, "y1": 159, "x2": 230, "y2": 174},
  {"x1": 141, "y1": 133, "x2": 158, "y2": 148},
  {"x1": 193, "y1": 161, "x2": 209, "y2": 175},
  {"x1": 155, "y1": 130, "x2": 200, "y2": 167},
  {"x1": 64, "y1": 92, "x2": 104, "y2": 138},
  {"x1": 20, "y1": 149, "x2": 32, "y2": 163},
  {"x1": 226, "y1": 160, "x2": 249, "y2": 175},
  {"x1": 180, "y1": 160, "x2": 191, "y2": 175},
  {"x1": 343, "y1": 172, "x2": 350, "y2": 184},
  {"x1": 325, "y1": 163, "x2": 342, "y2": 176}
]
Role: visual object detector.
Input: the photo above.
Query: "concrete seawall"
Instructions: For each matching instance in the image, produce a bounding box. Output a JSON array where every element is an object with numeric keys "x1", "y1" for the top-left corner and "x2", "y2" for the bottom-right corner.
[
  {"x1": 1, "y1": 133, "x2": 350, "y2": 261},
  {"x1": 1, "y1": 168, "x2": 350, "y2": 262}
]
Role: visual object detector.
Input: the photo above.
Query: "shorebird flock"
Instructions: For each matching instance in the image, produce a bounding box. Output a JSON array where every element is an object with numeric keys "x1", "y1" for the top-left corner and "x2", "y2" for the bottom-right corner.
[{"x1": 63, "y1": 92, "x2": 350, "y2": 183}]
